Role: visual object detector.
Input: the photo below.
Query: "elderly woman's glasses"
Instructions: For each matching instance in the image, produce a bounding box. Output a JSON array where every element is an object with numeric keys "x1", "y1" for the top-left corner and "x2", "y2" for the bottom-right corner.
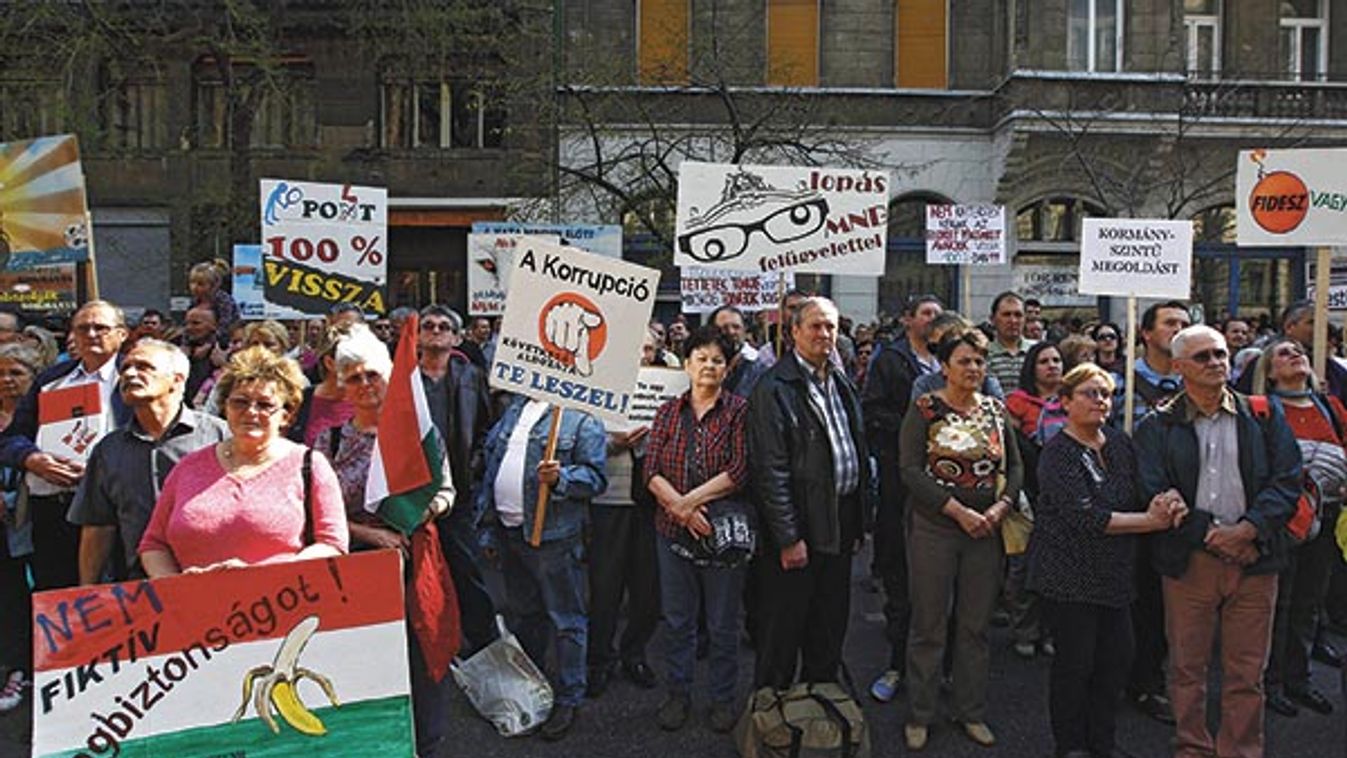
[
  {"x1": 226, "y1": 397, "x2": 283, "y2": 416},
  {"x1": 342, "y1": 370, "x2": 383, "y2": 386},
  {"x1": 1073, "y1": 387, "x2": 1111, "y2": 401}
]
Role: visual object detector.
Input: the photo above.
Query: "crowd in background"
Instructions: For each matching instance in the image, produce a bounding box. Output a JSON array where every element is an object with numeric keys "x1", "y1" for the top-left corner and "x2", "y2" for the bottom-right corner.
[{"x1": 0, "y1": 268, "x2": 1344, "y2": 758}]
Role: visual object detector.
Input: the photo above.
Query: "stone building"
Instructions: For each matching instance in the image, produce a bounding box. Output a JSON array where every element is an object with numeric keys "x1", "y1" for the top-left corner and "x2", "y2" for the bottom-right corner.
[{"x1": 560, "y1": 0, "x2": 1347, "y2": 326}]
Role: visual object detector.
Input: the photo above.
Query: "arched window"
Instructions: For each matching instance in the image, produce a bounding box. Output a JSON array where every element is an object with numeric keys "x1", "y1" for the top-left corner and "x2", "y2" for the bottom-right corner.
[
  {"x1": 879, "y1": 193, "x2": 955, "y2": 318},
  {"x1": 1015, "y1": 196, "x2": 1105, "y2": 244}
]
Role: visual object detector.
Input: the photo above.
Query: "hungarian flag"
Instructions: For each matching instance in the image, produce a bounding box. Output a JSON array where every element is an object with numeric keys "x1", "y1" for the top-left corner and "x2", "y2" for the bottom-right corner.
[{"x1": 365, "y1": 313, "x2": 460, "y2": 681}]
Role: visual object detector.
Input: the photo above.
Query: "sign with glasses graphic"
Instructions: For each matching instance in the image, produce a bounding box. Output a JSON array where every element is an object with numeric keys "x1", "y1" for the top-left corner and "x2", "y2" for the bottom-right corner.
[{"x1": 674, "y1": 162, "x2": 889, "y2": 275}]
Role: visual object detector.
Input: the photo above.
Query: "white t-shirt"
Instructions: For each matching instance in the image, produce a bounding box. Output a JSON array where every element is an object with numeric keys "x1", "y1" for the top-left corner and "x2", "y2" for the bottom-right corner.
[{"x1": 493, "y1": 400, "x2": 552, "y2": 527}]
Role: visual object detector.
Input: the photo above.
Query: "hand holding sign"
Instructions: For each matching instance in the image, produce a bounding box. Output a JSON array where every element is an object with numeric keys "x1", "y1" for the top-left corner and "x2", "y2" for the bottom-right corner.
[{"x1": 544, "y1": 299, "x2": 604, "y2": 376}]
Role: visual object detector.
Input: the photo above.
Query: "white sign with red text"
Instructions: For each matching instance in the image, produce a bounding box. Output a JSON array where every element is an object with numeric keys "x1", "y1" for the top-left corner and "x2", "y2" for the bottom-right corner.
[
  {"x1": 679, "y1": 267, "x2": 794, "y2": 313},
  {"x1": 925, "y1": 204, "x2": 1008, "y2": 265}
]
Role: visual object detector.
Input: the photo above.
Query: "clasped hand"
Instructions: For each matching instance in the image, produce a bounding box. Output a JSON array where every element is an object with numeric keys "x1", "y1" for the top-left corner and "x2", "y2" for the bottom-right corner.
[
  {"x1": 1205, "y1": 521, "x2": 1260, "y2": 566},
  {"x1": 1146, "y1": 488, "x2": 1188, "y2": 529}
]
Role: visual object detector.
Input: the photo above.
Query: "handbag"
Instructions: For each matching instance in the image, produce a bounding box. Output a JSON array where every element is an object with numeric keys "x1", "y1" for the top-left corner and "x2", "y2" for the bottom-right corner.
[
  {"x1": 670, "y1": 402, "x2": 756, "y2": 568},
  {"x1": 994, "y1": 411, "x2": 1032, "y2": 554}
]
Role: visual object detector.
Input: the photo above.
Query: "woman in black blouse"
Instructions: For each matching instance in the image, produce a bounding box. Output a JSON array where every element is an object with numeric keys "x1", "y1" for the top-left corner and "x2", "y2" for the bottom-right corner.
[{"x1": 1027, "y1": 363, "x2": 1186, "y2": 758}]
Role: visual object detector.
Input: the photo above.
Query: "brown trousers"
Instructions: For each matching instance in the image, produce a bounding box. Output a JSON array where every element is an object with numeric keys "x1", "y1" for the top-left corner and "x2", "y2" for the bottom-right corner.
[{"x1": 1163, "y1": 551, "x2": 1278, "y2": 758}]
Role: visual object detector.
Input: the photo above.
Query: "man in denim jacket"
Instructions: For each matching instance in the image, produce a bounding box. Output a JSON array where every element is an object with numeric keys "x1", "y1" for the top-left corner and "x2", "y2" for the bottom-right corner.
[{"x1": 477, "y1": 393, "x2": 607, "y2": 741}]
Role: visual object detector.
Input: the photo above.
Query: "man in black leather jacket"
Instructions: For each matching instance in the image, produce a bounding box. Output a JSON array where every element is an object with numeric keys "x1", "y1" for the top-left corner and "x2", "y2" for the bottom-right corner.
[
  {"x1": 417, "y1": 304, "x2": 499, "y2": 655},
  {"x1": 747, "y1": 296, "x2": 871, "y2": 688}
]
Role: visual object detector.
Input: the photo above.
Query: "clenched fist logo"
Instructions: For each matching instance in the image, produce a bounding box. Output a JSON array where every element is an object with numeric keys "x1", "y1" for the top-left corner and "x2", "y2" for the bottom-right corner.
[{"x1": 538, "y1": 293, "x2": 607, "y2": 376}]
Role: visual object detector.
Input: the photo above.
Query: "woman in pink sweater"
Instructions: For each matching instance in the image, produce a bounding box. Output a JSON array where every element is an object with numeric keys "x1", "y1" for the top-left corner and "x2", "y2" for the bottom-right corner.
[{"x1": 140, "y1": 347, "x2": 347, "y2": 576}]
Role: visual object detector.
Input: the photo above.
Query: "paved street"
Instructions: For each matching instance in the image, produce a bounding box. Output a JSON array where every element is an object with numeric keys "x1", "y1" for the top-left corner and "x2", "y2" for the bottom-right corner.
[{"x1": 4, "y1": 548, "x2": 1344, "y2": 757}]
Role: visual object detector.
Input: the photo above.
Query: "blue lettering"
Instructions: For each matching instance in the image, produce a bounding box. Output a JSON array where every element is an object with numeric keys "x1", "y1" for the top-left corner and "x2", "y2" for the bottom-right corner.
[
  {"x1": 74, "y1": 594, "x2": 112, "y2": 635},
  {"x1": 111, "y1": 582, "x2": 164, "y2": 625}
]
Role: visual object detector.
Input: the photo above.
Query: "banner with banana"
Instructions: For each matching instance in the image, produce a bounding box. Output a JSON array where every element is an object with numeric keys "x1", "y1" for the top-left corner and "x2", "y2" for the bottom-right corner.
[{"x1": 30, "y1": 551, "x2": 414, "y2": 757}]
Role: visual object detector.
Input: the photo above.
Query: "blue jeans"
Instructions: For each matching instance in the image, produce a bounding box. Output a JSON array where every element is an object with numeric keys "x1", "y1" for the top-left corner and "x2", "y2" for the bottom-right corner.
[
  {"x1": 657, "y1": 534, "x2": 745, "y2": 704},
  {"x1": 501, "y1": 528, "x2": 588, "y2": 707}
]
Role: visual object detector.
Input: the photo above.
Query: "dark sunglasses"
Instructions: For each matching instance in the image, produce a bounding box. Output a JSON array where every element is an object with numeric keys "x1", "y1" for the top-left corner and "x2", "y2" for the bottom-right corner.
[{"x1": 1182, "y1": 348, "x2": 1229, "y2": 364}]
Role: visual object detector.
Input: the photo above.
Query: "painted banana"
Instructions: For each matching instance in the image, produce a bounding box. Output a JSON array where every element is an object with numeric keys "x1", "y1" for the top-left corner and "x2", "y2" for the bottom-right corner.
[{"x1": 232, "y1": 615, "x2": 341, "y2": 736}]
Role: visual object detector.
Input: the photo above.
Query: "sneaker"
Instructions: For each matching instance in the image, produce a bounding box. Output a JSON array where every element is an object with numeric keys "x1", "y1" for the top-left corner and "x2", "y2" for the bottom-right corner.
[
  {"x1": 870, "y1": 669, "x2": 902, "y2": 702},
  {"x1": 904, "y1": 724, "x2": 928, "y2": 751},
  {"x1": 656, "y1": 693, "x2": 691, "y2": 731},
  {"x1": 1013, "y1": 641, "x2": 1036, "y2": 659},
  {"x1": 708, "y1": 701, "x2": 738, "y2": 734},
  {"x1": 0, "y1": 670, "x2": 27, "y2": 712},
  {"x1": 961, "y1": 721, "x2": 996, "y2": 747},
  {"x1": 1131, "y1": 691, "x2": 1176, "y2": 725}
]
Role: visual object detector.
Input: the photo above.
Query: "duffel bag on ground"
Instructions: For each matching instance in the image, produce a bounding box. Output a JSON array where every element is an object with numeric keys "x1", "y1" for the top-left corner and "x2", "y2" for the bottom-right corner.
[{"x1": 733, "y1": 681, "x2": 870, "y2": 758}]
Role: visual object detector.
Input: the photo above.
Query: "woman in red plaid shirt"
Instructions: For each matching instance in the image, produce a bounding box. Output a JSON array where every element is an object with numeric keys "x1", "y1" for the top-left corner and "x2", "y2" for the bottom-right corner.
[{"x1": 644, "y1": 326, "x2": 751, "y2": 734}]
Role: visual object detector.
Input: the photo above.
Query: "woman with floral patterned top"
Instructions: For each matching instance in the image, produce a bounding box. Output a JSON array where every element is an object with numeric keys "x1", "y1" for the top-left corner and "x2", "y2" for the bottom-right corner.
[{"x1": 898, "y1": 328, "x2": 1023, "y2": 752}]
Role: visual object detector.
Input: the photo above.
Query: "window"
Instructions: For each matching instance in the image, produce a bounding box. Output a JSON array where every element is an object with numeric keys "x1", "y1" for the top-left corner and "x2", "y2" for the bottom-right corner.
[
  {"x1": 104, "y1": 73, "x2": 168, "y2": 151},
  {"x1": 880, "y1": 194, "x2": 955, "y2": 316},
  {"x1": 1184, "y1": 0, "x2": 1220, "y2": 79},
  {"x1": 1067, "y1": 0, "x2": 1123, "y2": 73},
  {"x1": 1281, "y1": 0, "x2": 1327, "y2": 82},
  {"x1": 767, "y1": 0, "x2": 819, "y2": 86},
  {"x1": 1016, "y1": 197, "x2": 1104, "y2": 244},
  {"x1": 0, "y1": 78, "x2": 65, "y2": 141},
  {"x1": 637, "y1": 0, "x2": 689, "y2": 85},
  {"x1": 380, "y1": 79, "x2": 505, "y2": 149},
  {"x1": 192, "y1": 58, "x2": 316, "y2": 149},
  {"x1": 895, "y1": 0, "x2": 947, "y2": 88}
]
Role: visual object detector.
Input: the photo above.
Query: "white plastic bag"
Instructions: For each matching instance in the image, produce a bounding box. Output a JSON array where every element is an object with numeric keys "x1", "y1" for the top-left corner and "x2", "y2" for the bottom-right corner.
[{"x1": 450, "y1": 616, "x2": 553, "y2": 737}]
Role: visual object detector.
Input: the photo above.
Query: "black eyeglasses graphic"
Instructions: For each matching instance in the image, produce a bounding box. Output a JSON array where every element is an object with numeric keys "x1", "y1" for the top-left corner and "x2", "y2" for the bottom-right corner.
[{"x1": 677, "y1": 197, "x2": 830, "y2": 263}]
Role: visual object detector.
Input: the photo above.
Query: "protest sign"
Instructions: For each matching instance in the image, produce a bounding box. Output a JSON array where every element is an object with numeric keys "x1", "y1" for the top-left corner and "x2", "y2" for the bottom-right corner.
[
  {"x1": 1078, "y1": 218, "x2": 1193, "y2": 299},
  {"x1": 489, "y1": 237, "x2": 660, "y2": 425},
  {"x1": 259, "y1": 179, "x2": 388, "y2": 317},
  {"x1": 1012, "y1": 262, "x2": 1095, "y2": 308},
  {"x1": 467, "y1": 223, "x2": 620, "y2": 316},
  {"x1": 679, "y1": 267, "x2": 794, "y2": 313},
  {"x1": 675, "y1": 162, "x2": 888, "y2": 275},
  {"x1": 0, "y1": 135, "x2": 91, "y2": 271},
  {"x1": 232, "y1": 243, "x2": 283, "y2": 320},
  {"x1": 1305, "y1": 255, "x2": 1347, "y2": 311},
  {"x1": 0, "y1": 263, "x2": 77, "y2": 315},
  {"x1": 925, "y1": 204, "x2": 1008, "y2": 265},
  {"x1": 1236, "y1": 148, "x2": 1347, "y2": 246},
  {"x1": 606, "y1": 368, "x2": 691, "y2": 432},
  {"x1": 32, "y1": 550, "x2": 413, "y2": 758}
]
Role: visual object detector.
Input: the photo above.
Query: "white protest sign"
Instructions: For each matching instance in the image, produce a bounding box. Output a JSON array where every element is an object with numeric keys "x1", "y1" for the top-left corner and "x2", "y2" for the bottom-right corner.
[
  {"x1": 1013, "y1": 261, "x2": 1095, "y2": 307},
  {"x1": 489, "y1": 238, "x2": 661, "y2": 424},
  {"x1": 466, "y1": 233, "x2": 560, "y2": 316},
  {"x1": 259, "y1": 179, "x2": 388, "y2": 317},
  {"x1": 607, "y1": 368, "x2": 691, "y2": 432},
  {"x1": 925, "y1": 204, "x2": 1008, "y2": 265},
  {"x1": 1236, "y1": 148, "x2": 1347, "y2": 247},
  {"x1": 679, "y1": 267, "x2": 794, "y2": 313},
  {"x1": 675, "y1": 162, "x2": 888, "y2": 274},
  {"x1": 1078, "y1": 218, "x2": 1193, "y2": 299},
  {"x1": 1305, "y1": 254, "x2": 1347, "y2": 311}
]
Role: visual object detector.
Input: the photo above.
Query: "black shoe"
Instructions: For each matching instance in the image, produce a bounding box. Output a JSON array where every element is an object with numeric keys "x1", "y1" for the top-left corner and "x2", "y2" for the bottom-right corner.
[
  {"x1": 1287, "y1": 686, "x2": 1334, "y2": 715},
  {"x1": 622, "y1": 660, "x2": 657, "y2": 689},
  {"x1": 1131, "y1": 692, "x2": 1176, "y2": 725},
  {"x1": 586, "y1": 665, "x2": 611, "y2": 698},
  {"x1": 1266, "y1": 691, "x2": 1299, "y2": 717},
  {"x1": 540, "y1": 704, "x2": 577, "y2": 741},
  {"x1": 1312, "y1": 641, "x2": 1346, "y2": 668},
  {"x1": 656, "y1": 694, "x2": 691, "y2": 731}
]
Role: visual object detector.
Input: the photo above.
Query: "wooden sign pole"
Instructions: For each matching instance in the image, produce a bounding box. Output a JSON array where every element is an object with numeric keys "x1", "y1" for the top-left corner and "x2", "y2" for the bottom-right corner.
[
  {"x1": 529, "y1": 405, "x2": 563, "y2": 548},
  {"x1": 774, "y1": 271, "x2": 786, "y2": 359},
  {"x1": 1123, "y1": 296, "x2": 1138, "y2": 435},
  {"x1": 961, "y1": 265, "x2": 972, "y2": 316},
  {"x1": 1313, "y1": 246, "x2": 1331, "y2": 384}
]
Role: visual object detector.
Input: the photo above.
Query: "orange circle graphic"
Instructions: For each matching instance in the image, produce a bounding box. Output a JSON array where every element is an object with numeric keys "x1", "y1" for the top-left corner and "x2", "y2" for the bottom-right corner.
[
  {"x1": 1249, "y1": 171, "x2": 1309, "y2": 234},
  {"x1": 537, "y1": 292, "x2": 607, "y2": 367}
]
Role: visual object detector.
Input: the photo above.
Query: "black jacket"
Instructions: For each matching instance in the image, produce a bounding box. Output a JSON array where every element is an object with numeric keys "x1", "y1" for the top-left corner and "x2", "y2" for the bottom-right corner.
[
  {"x1": 748, "y1": 351, "x2": 872, "y2": 556},
  {"x1": 860, "y1": 336, "x2": 924, "y2": 463},
  {"x1": 421, "y1": 351, "x2": 494, "y2": 517}
]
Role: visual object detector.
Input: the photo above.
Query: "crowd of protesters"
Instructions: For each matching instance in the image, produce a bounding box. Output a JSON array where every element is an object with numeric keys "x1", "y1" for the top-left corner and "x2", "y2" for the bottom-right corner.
[{"x1": 0, "y1": 278, "x2": 1344, "y2": 758}]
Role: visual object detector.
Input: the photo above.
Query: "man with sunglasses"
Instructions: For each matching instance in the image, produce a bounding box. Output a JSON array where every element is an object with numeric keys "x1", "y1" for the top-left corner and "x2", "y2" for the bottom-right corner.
[
  {"x1": 0, "y1": 301, "x2": 134, "y2": 589},
  {"x1": 67, "y1": 339, "x2": 227, "y2": 583},
  {"x1": 859, "y1": 293, "x2": 942, "y2": 701},
  {"x1": 415, "y1": 304, "x2": 501, "y2": 658},
  {"x1": 1134, "y1": 325, "x2": 1300, "y2": 758}
]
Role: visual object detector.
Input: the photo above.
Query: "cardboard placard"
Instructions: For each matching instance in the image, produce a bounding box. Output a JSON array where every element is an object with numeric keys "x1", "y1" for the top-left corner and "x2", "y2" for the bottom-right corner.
[
  {"x1": 1012, "y1": 262, "x2": 1095, "y2": 308},
  {"x1": 259, "y1": 179, "x2": 388, "y2": 316},
  {"x1": 31, "y1": 551, "x2": 414, "y2": 758},
  {"x1": 1236, "y1": 148, "x2": 1347, "y2": 247},
  {"x1": 606, "y1": 367, "x2": 691, "y2": 432},
  {"x1": 0, "y1": 263, "x2": 78, "y2": 314},
  {"x1": 925, "y1": 204, "x2": 1008, "y2": 265},
  {"x1": 0, "y1": 135, "x2": 91, "y2": 271},
  {"x1": 1078, "y1": 218, "x2": 1193, "y2": 299},
  {"x1": 675, "y1": 162, "x2": 889, "y2": 274},
  {"x1": 489, "y1": 237, "x2": 660, "y2": 424},
  {"x1": 679, "y1": 267, "x2": 794, "y2": 313}
]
